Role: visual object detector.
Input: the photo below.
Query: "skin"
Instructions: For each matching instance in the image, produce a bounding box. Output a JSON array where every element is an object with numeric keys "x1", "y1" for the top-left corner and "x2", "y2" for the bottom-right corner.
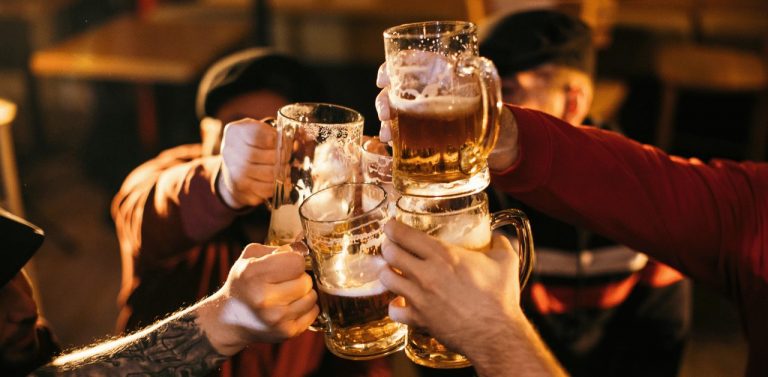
[
  {"x1": 0, "y1": 271, "x2": 41, "y2": 371},
  {"x1": 25, "y1": 243, "x2": 318, "y2": 376},
  {"x1": 375, "y1": 56, "x2": 563, "y2": 375},
  {"x1": 379, "y1": 221, "x2": 567, "y2": 377},
  {"x1": 214, "y1": 91, "x2": 289, "y2": 210}
]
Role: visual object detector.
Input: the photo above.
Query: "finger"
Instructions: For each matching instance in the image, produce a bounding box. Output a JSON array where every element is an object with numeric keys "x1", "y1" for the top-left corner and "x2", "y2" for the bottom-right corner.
[
  {"x1": 244, "y1": 148, "x2": 279, "y2": 165},
  {"x1": 487, "y1": 233, "x2": 519, "y2": 271},
  {"x1": 292, "y1": 304, "x2": 321, "y2": 334},
  {"x1": 376, "y1": 63, "x2": 389, "y2": 88},
  {"x1": 241, "y1": 243, "x2": 278, "y2": 259},
  {"x1": 244, "y1": 164, "x2": 276, "y2": 182},
  {"x1": 379, "y1": 266, "x2": 421, "y2": 303},
  {"x1": 225, "y1": 119, "x2": 278, "y2": 149},
  {"x1": 259, "y1": 289, "x2": 317, "y2": 325},
  {"x1": 384, "y1": 220, "x2": 446, "y2": 261},
  {"x1": 375, "y1": 89, "x2": 391, "y2": 122},
  {"x1": 261, "y1": 273, "x2": 314, "y2": 305},
  {"x1": 379, "y1": 121, "x2": 392, "y2": 143},
  {"x1": 381, "y1": 237, "x2": 426, "y2": 277},
  {"x1": 388, "y1": 296, "x2": 420, "y2": 326},
  {"x1": 252, "y1": 251, "x2": 306, "y2": 283}
]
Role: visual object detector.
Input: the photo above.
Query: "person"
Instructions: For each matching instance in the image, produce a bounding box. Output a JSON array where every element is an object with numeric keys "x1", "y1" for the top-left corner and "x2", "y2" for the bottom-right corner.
[
  {"x1": 112, "y1": 48, "x2": 389, "y2": 376},
  {"x1": 479, "y1": 10, "x2": 690, "y2": 376},
  {"x1": 375, "y1": 55, "x2": 768, "y2": 377},
  {"x1": 0, "y1": 207, "x2": 318, "y2": 376}
]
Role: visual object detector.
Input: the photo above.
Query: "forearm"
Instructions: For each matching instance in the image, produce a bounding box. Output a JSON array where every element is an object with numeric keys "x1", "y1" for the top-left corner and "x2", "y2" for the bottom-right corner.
[
  {"x1": 491, "y1": 106, "x2": 766, "y2": 286},
  {"x1": 112, "y1": 151, "x2": 239, "y2": 263},
  {"x1": 29, "y1": 299, "x2": 228, "y2": 377},
  {"x1": 468, "y1": 312, "x2": 567, "y2": 377}
]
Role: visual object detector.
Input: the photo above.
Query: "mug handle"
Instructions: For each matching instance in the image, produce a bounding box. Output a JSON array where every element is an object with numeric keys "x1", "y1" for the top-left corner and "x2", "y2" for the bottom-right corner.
[
  {"x1": 287, "y1": 241, "x2": 329, "y2": 333},
  {"x1": 456, "y1": 56, "x2": 502, "y2": 175},
  {"x1": 490, "y1": 209, "x2": 535, "y2": 289}
]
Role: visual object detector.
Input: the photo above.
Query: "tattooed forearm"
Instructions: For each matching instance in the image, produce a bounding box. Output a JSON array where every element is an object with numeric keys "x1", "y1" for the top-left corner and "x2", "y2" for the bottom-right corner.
[{"x1": 28, "y1": 311, "x2": 227, "y2": 377}]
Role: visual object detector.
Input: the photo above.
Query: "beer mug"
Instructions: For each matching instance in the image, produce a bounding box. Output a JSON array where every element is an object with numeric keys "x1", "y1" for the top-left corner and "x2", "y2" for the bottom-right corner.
[
  {"x1": 265, "y1": 103, "x2": 364, "y2": 247},
  {"x1": 361, "y1": 137, "x2": 399, "y2": 210},
  {"x1": 395, "y1": 192, "x2": 535, "y2": 368},
  {"x1": 299, "y1": 183, "x2": 407, "y2": 360},
  {"x1": 383, "y1": 21, "x2": 502, "y2": 197}
]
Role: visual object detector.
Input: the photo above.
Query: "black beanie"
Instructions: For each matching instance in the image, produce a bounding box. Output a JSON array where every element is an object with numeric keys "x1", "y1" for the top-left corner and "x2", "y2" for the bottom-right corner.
[
  {"x1": 196, "y1": 48, "x2": 324, "y2": 120},
  {"x1": 0, "y1": 207, "x2": 44, "y2": 287},
  {"x1": 479, "y1": 9, "x2": 594, "y2": 77}
]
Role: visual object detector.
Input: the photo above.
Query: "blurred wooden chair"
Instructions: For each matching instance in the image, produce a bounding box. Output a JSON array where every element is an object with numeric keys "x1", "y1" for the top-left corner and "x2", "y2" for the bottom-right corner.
[
  {"x1": 651, "y1": 0, "x2": 768, "y2": 159},
  {"x1": 654, "y1": 44, "x2": 768, "y2": 159},
  {"x1": 0, "y1": 98, "x2": 25, "y2": 217}
]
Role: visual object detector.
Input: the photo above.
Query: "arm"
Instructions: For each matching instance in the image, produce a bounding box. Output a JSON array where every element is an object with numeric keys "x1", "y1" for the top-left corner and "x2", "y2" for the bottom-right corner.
[
  {"x1": 491, "y1": 105, "x2": 768, "y2": 295},
  {"x1": 379, "y1": 221, "x2": 567, "y2": 377},
  {"x1": 30, "y1": 243, "x2": 318, "y2": 376},
  {"x1": 111, "y1": 119, "x2": 278, "y2": 267}
]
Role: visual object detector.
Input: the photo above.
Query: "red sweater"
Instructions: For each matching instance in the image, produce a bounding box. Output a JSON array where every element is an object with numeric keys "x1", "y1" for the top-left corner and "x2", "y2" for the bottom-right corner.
[{"x1": 492, "y1": 106, "x2": 768, "y2": 376}]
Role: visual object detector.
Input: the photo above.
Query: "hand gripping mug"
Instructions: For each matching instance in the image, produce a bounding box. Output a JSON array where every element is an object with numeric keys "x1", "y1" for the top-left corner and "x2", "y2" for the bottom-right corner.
[
  {"x1": 298, "y1": 183, "x2": 407, "y2": 360},
  {"x1": 395, "y1": 192, "x2": 535, "y2": 368},
  {"x1": 383, "y1": 21, "x2": 502, "y2": 197}
]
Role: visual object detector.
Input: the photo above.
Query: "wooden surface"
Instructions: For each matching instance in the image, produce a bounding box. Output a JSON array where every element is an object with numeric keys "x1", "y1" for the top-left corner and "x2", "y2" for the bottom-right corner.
[
  {"x1": 655, "y1": 44, "x2": 767, "y2": 91},
  {"x1": 30, "y1": 12, "x2": 250, "y2": 84}
]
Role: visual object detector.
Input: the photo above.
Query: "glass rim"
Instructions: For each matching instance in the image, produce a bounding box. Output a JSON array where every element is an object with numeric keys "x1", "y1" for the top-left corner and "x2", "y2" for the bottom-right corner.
[
  {"x1": 396, "y1": 191, "x2": 487, "y2": 217},
  {"x1": 383, "y1": 20, "x2": 477, "y2": 40},
  {"x1": 361, "y1": 137, "x2": 393, "y2": 159},
  {"x1": 278, "y1": 102, "x2": 364, "y2": 125},
  {"x1": 299, "y1": 183, "x2": 389, "y2": 224}
]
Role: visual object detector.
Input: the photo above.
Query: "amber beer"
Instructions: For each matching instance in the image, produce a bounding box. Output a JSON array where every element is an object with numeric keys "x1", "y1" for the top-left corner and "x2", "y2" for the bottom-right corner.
[
  {"x1": 391, "y1": 96, "x2": 485, "y2": 188},
  {"x1": 404, "y1": 213, "x2": 492, "y2": 369},
  {"x1": 395, "y1": 192, "x2": 535, "y2": 369},
  {"x1": 317, "y1": 276, "x2": 401, "y2": 358}
]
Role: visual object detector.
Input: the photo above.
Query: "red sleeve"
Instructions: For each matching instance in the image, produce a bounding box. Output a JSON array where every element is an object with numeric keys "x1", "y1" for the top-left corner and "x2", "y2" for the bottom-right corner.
[
  {"x1": 492, "y1": 105, "x2": 768, "y2": 296},
  {"x1": 111, "y1": 144, "x2": 240, "y2": 271}
]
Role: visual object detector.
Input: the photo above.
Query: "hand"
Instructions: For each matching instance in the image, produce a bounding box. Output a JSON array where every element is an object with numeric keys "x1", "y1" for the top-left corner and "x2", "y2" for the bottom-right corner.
[
  {"x1": 378, "y1": 220, "x2": 524, "y2": 358},
  {"x1": 374, "y1": 63, "x2": 521, "y2": 172},
  {"x1": 198, "y1": 243, "x2": 318, "y2": 356},
  {"x1": 216, "y1": 118, "x2": 278, "y2": 209}
]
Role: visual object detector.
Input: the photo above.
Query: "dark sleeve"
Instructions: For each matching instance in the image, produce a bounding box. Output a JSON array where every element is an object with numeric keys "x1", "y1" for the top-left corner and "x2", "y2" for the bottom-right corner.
[
  {"x1": 492, "y1": 105, "x2": 768, "y2": 299},
  {"x1": 111, "y1": 144, "x2": 241, "y2": 271}
]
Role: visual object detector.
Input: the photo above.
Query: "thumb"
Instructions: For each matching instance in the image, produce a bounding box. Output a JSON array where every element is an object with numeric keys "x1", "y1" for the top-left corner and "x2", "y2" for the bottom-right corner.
[
  {"x1": 241, "y1": 243, "x2": 279, "y2": 259},
  {"x1": 487, "y1": 233, "x2": 519, "y2": 271}
]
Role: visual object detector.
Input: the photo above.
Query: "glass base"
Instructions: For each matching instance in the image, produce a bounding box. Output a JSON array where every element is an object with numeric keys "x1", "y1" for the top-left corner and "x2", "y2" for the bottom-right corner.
[
  {"x1": 404, "y1": 344, "x2": 472, "y2": 369},
  {"x1": 324, "y1": 323, "x2": 407, "y2": 360},
  {"x1": 393, "y1": 168, "x2": 489, "y2": 197}
]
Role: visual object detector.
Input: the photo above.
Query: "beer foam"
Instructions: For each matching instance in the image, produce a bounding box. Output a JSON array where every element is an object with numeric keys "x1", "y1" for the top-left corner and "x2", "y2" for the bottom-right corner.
[
  {"x1": 318, "y1": 278, "x2": 388, "y2": 298},
  {"x1": 319, "y1": 253, "x2": 388, "y2": 296},
  {"x1": 268, "y1": 204, "x2": 303, "y2": 243},
  {"x1": 435, "y1": 213, "x2": 491, "y2": 251},
  {"x1": 389, "y1": 94, "x2": 480, "y2": 118}
]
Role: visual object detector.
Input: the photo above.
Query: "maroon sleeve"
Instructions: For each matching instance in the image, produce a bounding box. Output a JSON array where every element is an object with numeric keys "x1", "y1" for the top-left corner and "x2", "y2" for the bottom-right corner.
[
  {"x1": 111, "y1": 144, "x2": 241, "y2": 271},
  {"x1": 492, "y1": 105, "x2": 768, "y2": 296}
]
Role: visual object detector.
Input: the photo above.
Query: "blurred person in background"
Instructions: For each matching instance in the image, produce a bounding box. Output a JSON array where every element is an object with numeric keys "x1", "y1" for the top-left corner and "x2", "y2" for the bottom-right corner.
[
  {"x1": 0, "y1": 207, "x2": 318, "y2": 377},
  {"x1": 478, "y1": 10, "x2": 690, "y2": 376},
  {"x1": 112, "y1": 48, "x2": 389, "y2": 377}
]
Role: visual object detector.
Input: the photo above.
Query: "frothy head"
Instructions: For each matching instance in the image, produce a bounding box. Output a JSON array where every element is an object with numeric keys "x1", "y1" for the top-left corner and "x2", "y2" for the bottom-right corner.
[
  {"x1": 435, "y1": 213, "x2": 491, "y2": 251},
  {"x1": 389, "y1": 94, "x2": 480, "y2": 118},
  {"x1": 318, "y1": 253, "x2": 387, "y2": 296}
]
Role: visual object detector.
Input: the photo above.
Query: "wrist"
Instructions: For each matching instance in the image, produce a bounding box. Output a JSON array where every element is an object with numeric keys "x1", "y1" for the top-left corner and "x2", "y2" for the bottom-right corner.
[
  {"x1": 195, "y1": 292, "x2": 249, "y2": 356},
  {"x1": 488, "y1": 106, "x2": 519, "y2": 173}
]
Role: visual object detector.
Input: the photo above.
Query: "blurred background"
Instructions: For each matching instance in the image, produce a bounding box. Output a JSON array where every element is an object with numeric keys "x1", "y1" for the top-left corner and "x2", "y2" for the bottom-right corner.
[{"x1": 0, "y1": 0, "x2": 765, "y2": 375}]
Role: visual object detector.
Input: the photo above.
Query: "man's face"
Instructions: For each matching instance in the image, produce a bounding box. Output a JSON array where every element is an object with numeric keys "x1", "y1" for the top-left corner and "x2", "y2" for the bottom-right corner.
[
  {"x1": 0, "y1": 271, "x2": 40, "y2": 367},
  {"x1": 500, "y1": 64, "x2": 592, "y2": 126},
  {"x1": 215, "y1": 90, "x2": 289, "y2": 124},
  {"x1": 502, "y1": 64, "x2": 568, "y2": 119}
]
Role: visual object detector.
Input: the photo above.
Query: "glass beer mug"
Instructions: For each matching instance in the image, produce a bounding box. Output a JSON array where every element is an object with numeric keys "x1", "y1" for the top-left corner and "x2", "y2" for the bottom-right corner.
[
  {"x1": 395, "y1": 192, "x2": 535, "y2": 368},
  {"x1": 383, "y1": 21, "x2": 502, "y2": 197},
  {"x1": 265, "y1": 102, "x2": 364, "y2": 247},
  {"x1": 298, "y1": 183, "x2": 407, "y2": 359}
]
